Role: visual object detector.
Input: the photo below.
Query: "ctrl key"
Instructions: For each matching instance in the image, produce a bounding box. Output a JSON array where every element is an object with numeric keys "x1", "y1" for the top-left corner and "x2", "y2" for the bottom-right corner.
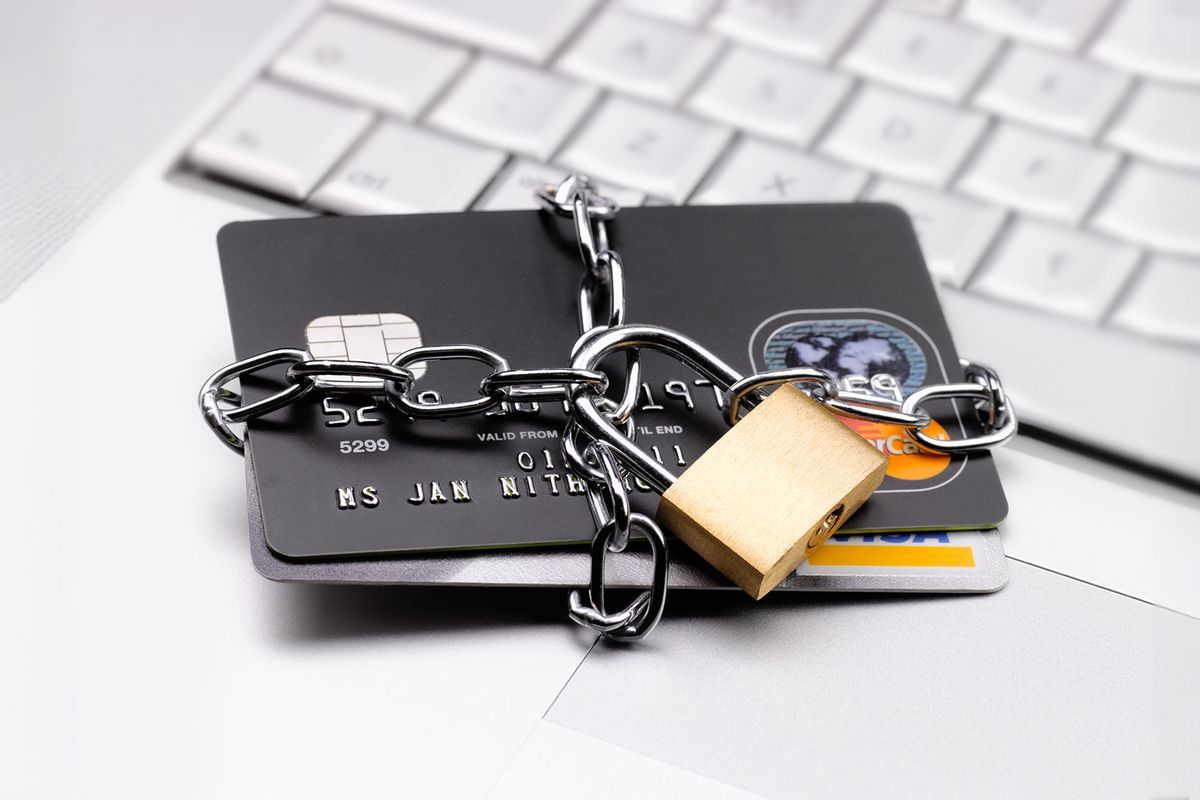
[{"x1": 1111, "y1": 256, "x2": 1200, "y2": 346}]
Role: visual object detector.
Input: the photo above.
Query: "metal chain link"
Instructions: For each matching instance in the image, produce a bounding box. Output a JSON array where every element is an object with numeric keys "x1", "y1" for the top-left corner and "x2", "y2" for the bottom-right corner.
[
  {"x1": 481, "y1": 367, "x2": 608, "y2": 403},
  {"x1": 539, "y1": 176, "x2": 666, "y2": 640},
  {"x1": 723, "y1": 361, "x2": 1015, "y2": 455},
  {"x1": 198, "y1": 174, "x2": 1019, "y2": 642}
]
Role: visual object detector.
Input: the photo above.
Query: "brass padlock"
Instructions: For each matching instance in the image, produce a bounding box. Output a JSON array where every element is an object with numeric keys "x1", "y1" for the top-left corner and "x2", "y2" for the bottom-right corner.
[
  {"x1": 659, "y1": 383, "x2": 886, "y2": 598},
  {"x1": 571, "y1": 325, "x2": 888, "y2": 600}
]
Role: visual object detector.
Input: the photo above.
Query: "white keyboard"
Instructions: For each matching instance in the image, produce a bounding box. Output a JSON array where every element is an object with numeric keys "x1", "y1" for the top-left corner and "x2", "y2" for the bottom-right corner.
[{"x1": 183, "y1": 0, "x2": 1200, "y2": 481}]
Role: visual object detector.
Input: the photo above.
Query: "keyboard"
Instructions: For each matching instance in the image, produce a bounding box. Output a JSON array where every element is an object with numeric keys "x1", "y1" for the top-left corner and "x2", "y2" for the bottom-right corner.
[{"x1": 181, "y1": 0, "x2": 1200, "y2": 481}]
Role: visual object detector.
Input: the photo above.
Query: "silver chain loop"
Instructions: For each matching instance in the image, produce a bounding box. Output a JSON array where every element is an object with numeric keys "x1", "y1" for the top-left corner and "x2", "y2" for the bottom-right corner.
[
  {"x1": 567, "y1": 512, "x2": 668, "y2": 641},
  {"x1": 560, "y1": 397, "x2": 638, "y2": 484},
  {"x1": 287, "y1": 359, "x2": 416, "y2": 395},
  {"x1": 198, "y1": 173, "x2": 1019, "y2": 643},
  {"x1": 583, "y1": 441, "x2": 633, "y2": 554},
  {"x1": 962, "y1": 360, "x2": 1010, "y2": 430},
  {"x1": 542, "y1": 177, "x2": 668, "y2": 641},
  {"x1": 199, "y1": 348, "x2": 314, "y2": 453},
  {"x1": 900, "y1": 376, "x2": 1019, "y2": 453},
  {"x1": 385, "y1": 345, "x2": 510, "y2": 419},
  {"x1": 480, "y1": 367, "x2": 608, "y2": 403},
  {"x1": 725, "y1": 367, "x2": 841, "y2": 425},
  {"x1": 725, "y1": 360, "x2": 1014, "y2": 454}
]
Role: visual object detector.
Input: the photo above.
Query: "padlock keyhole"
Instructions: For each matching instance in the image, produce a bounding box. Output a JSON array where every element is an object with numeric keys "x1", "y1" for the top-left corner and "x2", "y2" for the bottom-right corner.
[{"x1": 808, "y1": 504, "x2": 844, "y2": 549}]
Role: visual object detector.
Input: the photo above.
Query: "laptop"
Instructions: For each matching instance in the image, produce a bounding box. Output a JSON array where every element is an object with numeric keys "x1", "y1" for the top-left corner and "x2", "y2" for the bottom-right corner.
[{"x1": 2, "y1": 1, "x2": 1197, "y2": 796}]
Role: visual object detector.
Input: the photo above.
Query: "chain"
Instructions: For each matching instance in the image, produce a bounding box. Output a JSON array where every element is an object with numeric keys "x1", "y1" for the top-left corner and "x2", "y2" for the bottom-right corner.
[{"x1": 198, "y1": 174, "x2": 1018, "y2": 642}]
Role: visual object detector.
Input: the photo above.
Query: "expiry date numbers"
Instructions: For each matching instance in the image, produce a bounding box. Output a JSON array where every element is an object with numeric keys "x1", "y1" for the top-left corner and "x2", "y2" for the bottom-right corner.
[{"x1": 338, "y1": 438, "x2": 390, "y2": 455}]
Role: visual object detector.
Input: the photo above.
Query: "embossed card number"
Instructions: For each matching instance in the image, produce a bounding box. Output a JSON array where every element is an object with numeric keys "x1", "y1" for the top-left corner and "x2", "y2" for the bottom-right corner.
[{"x1": 338, "y1": 438, "x2": 390, "y2": 454}]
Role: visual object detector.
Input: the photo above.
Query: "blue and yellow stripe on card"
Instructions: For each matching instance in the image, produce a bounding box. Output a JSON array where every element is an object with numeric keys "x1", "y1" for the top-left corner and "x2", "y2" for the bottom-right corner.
[{"x1": 808, "y1": 532, "x2": 976, "y2": 568}]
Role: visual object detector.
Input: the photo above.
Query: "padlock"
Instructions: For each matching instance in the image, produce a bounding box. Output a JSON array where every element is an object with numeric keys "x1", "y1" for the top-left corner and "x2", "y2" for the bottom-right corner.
[{"x1": 570, "y1": 325, "x2": 888, "y2": 599}]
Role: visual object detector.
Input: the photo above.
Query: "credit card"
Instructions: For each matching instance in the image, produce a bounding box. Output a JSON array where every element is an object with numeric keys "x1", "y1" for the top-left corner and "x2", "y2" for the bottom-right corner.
[
  {"x1": 245, "y1": 451, "x2": 1008, "y2": 592},
  {"x1": 218, "y1": 204, "x2": 1008, "y2": 560}
]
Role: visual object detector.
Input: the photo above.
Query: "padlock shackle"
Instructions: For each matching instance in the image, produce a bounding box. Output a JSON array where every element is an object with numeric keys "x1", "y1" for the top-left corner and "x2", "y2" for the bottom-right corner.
[{"x1": 570, "y1": 324, "x2": 745, "y2": 493}]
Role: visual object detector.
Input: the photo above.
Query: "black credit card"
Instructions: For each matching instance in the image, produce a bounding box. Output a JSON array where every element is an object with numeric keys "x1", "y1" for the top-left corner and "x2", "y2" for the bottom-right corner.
[{"x1": 218, "y1": 204, "x2": 1007, "y2": 560}]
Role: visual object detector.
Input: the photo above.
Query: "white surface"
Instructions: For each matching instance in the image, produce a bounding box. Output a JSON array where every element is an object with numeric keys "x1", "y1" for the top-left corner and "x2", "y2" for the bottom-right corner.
[
  {"x1": 819, "y1": 85, "x2": 988, "y2": 186},
  {"x1": 546, "y1": 559, "x2": 1199, "y2": 800},
  {"x1": 271, "y1": 10, "x2": 469, "y2": 119},
  {"x1": 188, "y1": 80, "x2": 373, "y2": 198},
  {"x1": 0, "y1": 0, "x2": 297, "y2": 301},
  {"x1": 488, "y1": 721, "x2": 766, "y2": 799},
  {"x1": 841, "y1": 9, "x2": 1000, "y2": 101},
  {"x1": 557, "y1": 7, "x2": 721, "y2": 103},
  {"x1": 428, "y1": 57, "x2": 597, "y2": 162},
  {"x1": 998, "y1": 439, "x2": 1200, "y2": 619},
  {"x1": 310, "y1": 121, "x2": 506, "y2": 214}
]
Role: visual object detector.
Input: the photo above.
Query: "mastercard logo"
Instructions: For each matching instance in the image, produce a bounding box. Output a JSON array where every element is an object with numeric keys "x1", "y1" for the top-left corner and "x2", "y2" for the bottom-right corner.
[{"x1": 841, "y1": 417, "x2": 952, "y2": 481}]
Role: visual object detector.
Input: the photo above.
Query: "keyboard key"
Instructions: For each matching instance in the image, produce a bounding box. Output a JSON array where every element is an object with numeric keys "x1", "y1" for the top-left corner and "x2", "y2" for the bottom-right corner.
[
  {"x1": 692, "y1": 138, "x2": 868, "y2": 204},
  {"x1": 971, "y1": 219, "x2": 1141, "y2": 321},
  {"x1": 1091, "y1": 0, "x2": 1200, "y2": 83},
  {"x1": 332, "y1": 0, "x2": 596, "y2": 63},
  {"x1": 1105, "y1": 81, "x2": 1200, "y2": 169},
  {"x1": 310, "y1": 122, "x2": 505, "y2": 214},
  {"x1": 962, "y1": 0, "x2": 1112, "y2": 50},
  {"x1": 686, "y1": 46, "x2": 852, "y2": 146},
  {"x1": 973, "y1": 44, "x2": 1129, "y2": 138},
  {"x1": 1091, "y1": 162, "x2": 1200, "y2": 256},
  {"x1": 867, "y1": 179, "x2": 1006, "y2": 287},
  {"x1": 885, "y1": 0, "x2": 960, "y2": 14},
  {"x1": 840, "y1": 10, "x2": 1000, "y2": 101},
  {"x1": 557, "y1": 96, "x2": 731, "y2": 202},
  {"x1": 710, "y1": 0, "x2": 875, "y2": 63},
  {"x1": 819, "y1": 85, "x2": 987, "y2": 186},
  {"x1": 557, "y1": 8, "x2": 721, "y2": 103},
  {"x1": 1111, "y1": 255, "x2": 1200, "y2": 344},
  {"x1": 427, "y1": 57, "x2": 596, "y2": 160},
  {"x1": 474, "y1": 159, "x2": 644, "y2": 211},
  {"x1": 616, "y1": 0, "x2": 717, "y2": 25},
  {"x1": 957, "y1": 124, "x2": 1119, "y2": 223},
  {"x1": 187, "y1": 81, "x2": 373, "y2": 199},
  {"x1": 270, "y1": 11, "x2": 468, "y2": 119}
]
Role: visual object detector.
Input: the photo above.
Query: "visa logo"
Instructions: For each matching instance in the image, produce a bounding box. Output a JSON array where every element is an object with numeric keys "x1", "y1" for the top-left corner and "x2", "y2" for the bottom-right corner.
[{"x1": 831, "y1": 532, "x2": 951, "y2": 544}]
